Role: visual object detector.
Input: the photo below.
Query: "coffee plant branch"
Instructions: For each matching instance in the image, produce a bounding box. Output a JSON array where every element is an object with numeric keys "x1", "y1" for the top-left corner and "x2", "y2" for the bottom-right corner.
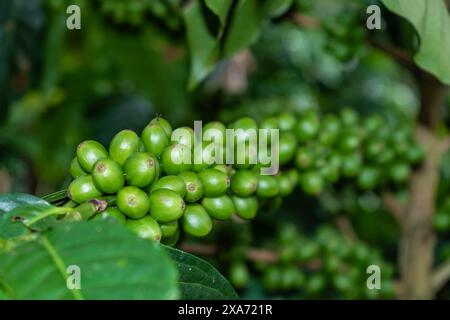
[{"x1": 432, "y1": 258, "x2": 450, "y2": 294}]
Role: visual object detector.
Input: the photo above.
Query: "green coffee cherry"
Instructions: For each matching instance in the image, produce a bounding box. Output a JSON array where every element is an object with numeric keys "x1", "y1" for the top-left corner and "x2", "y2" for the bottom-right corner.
[
  {"x1": 300, "y1": 171, "x2": 324, "y2": 195},
  {"x1": 213, "y1": 164, "x2": 232, "y2": 175},
  {"x1": 340, "y1": 108, "x2": 359, "y2": 127},
  {"x1": 68, "y1": 175, "x2": 103, "y2": 203},
  {"x1": 123, "y1": 152, "x2": 158, "y2": 188},
  {"x1": 389, "y1": 162, "x2": 411, "y2": 184},
  {"x1": 357, "y1": 166, "x2": 380, "y2": 190},
  {"x1": 339, "y1": 129, "x2": 360, "y2": 152},
  {"x1": 230, "y1": 170, "x2": 258, "y2": 197},
  {"x1": 92, "y1": 159, "x2": 124, "y2": 194},
  {"x1": 192, "y1": 141, "x2": 222, "y2": 172},
  {"x1": 341, "y1": 154, "x2": 362, "y2": 178},
  {"x1": 320, "y1": 163, "x2": 340, "y2": 183},
  {"x1": 230, "y1": 117, "x2": 258, "y2": 131},
  {"x1": 406, "y1": 144, "x2": 425, "y2": 165},
  {"x1": 203, "y1": 121, "x2": 226, "y2": 140},
  {"x1": 278, "y1": 173, "x2": 295, "y2": 197},
  {"x1": 278, "y1": 132, "x2": 297, "y2": 165},
  {"x1": 161, "y1": 228, "x2": 180, "y2": 246},
  {"x1": 202, "y1": 195, "x2": 235, "y2": 220},
  {"x1": 260, "y1": 116, "x2": 279, "y2": 131},
  {"x1": 149, "y1": 189, "x2": 185, "y2": 222},
  {"x1": 149, "y1": 116, "x2": 173, "y2": 137},
  {"x1": 150, "y1": 175, "x2": 186, "y2": 197},
  {"x1": 286, "y1": 168, "x2": 300, "y2": 186},
  {"x1": 125, "y1": 216, "x2": 162, "y2": 241},
  {"x1": 178, "y1": 171, "x2": 204, "y2": 202},
  {"x1": 160, "y1": 221, "x2": 179, "y2": 238},
  {"x1": 70, "y1": 157, "x2": 87, "y2": 178},
  {"x1": 263, "y1": 267, "x2": 282, "y2": 292},
  {"x1": 141, "y1": 123, "x2": 169, "y2": 157},
  {"x1": 295, "y1": 113, "x2": 320, "y2": 142},
  {"x1": 182, "y1": 204, "x2": 213, "y2": 237},
  {"x1": 364, "y1": 115, "x2": 384, "y2": 133},
  {"x1": 171, "y1": 126, "x2": 194, "y2": 147},
  {"x1": 365, "y1": 139, "x2": 385, "y2": 160},
  {"x1": 257, "y1": 175, "x2": 280, "y2": 198},
  {"x1": 109, "y1": 129, "x2": 140, "y2": 166},
  {"x1": 320, "y1": 115, "x2": 341, "y2": 143},
  {"x1": 232, "y1": 140, "x2": 258, "y2": 170},
  {"x1": 161, "y1": 144, "x2": 193, "y2": 175},
  {"x1": 117, "y1": 186, "x2": 150, "y2": 219},
  {"x1": 198, "y1": 168, "x2": 229, "y2": 197},
  {"x1": 306, "y1": 274, "x2": 326, "y2": 295},
  {"x1": 295, "y1": 147, "x2": 314, "y2": 170},
  {"x1": 76, "y1": 140, "x2": 108, "y2": 173},
  {"x1": 228, "y1": 261, "x2": 250, "y2": 289},
  {"x1": 277, "y1": 112, "x2": 296, "y2": 131},
  {"x1": 92, "y1": 207, "x2": 126, "y2": 223},
  {"x1": 296, "y1": 241, "x2": 320, "y2": 262},
  {"x1": 232, "y1": 195, "x2": 258, "y2": 220}
]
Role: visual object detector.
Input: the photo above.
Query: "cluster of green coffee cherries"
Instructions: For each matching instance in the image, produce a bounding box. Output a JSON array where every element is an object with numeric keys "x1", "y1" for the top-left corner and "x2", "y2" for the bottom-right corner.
[
  {"x1": 228, "y1": 225, "x2": 395, "y2": 299},
  {"x1": 68, "y1": 115, "x2": 292, "y2": 245},
  {"x1": 68, "y1": 109, "x2": 423, "y2": 244},
  {"x1": 278, "y1": 108, "x2": 424, "y2": 195}
]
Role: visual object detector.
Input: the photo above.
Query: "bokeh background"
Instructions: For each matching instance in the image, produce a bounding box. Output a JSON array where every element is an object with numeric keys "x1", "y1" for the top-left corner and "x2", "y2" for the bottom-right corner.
[{"x1": 1, "y1": 0, "x2": 450, "y2": 299}]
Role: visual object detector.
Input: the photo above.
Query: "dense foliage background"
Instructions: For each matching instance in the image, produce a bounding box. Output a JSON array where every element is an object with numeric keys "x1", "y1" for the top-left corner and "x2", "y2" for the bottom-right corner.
[{"x1": 1, "y1": 0, "x2": 450, "y2": 299}]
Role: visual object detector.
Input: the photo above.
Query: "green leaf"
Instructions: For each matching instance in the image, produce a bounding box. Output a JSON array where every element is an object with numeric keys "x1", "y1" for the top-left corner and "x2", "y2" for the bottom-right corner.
[
  {"x1": 262, "y1": 0, "x2": 294, "y2": 17},
  {"x1": 223, "y1": 0, "x2": 263, "y2": 57},
  {"x1": 183, "y1": 1, "x2": 220, "y2": 89},
  {"x1": 204, "y1": 0, "x2": 234, "y2": 26},
  {"x1": 0, "y1": 193, "x2": 68, "y2": 239},
  {"x1": 165, "y1": 246, "x2": 238, "y2": 299},
  {"x1": 0, "y1": 193, "x2": 48, "y2": 215},
  {"x1": 0, "y1": 289, "x2": 6, "y2": 300},
  {"x1": 0, "y1": 221, "x2": 179, "y2": 299},
  {"x1": 382, "y1": 0, "x2": 450, "y2": 85}
]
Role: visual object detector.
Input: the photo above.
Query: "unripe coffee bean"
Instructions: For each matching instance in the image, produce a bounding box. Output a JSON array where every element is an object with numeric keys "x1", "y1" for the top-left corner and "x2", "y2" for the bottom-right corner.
[
  {"x1": 68, "y1": 175, "x2": 103, "y2": 203},
  {"x1": 109, "y1": 129, "x2": 140, "y2": 166},
  {"x1": 202, "y1": 194, "x2": 235, "y2": 220},
  {"x1": 125, "y1": 216, "x2": 162, "y2": 241},
  {"x1": 117, "y1": 186, "x2": 150, "y2": 219},
  {"x1": 123, "y1": 152, "x2": 158, "y2": 188},
  {"x1": 76, "y1": 140, "x2": 108, "y2": 173},
  {"x1": 149, "y1": 189, "x2": 185, "y2": 222},
  {"x1": 182, "y1": 204, "x2": 213, "y2": 237},
  {"x1": 92, "y1": 159, "x2": 124, "y2": 194}
]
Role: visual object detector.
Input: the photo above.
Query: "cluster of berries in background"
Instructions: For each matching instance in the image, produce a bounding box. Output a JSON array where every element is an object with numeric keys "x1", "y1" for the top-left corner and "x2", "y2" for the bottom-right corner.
[{"x1": 227, "y1": 224, "x2": 395, "y2": 299}]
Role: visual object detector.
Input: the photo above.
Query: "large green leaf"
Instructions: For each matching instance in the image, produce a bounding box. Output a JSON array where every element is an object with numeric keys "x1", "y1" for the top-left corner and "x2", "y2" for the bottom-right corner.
[
  {"x1": 223, "y1": 0, "x2": 293, "y2": 57},
  {"x1": 204, "y1": 0, "x2": 234, "y2": 27},
  {"x1": 382, "y1": 0, "x2": 450, "y2": 85},
  {"x1": 262, "y1": 0, "x2": 294, "y2": 18},
  {"x1": 183, "y1": 1, "x2": 220, "y2": 89},
  {"x1": 165, "y1": 246, "x2": 238, "y2": 300},
  {"x1": 223, "y1": 0, "x2": 262, "y2": 57},
  {"x1": 0, "y1": 221, "x2": 179, "y2": 299},
  {"x1": 0, "y1": 193, "x2": 68, "y2": 239},
  {"x1": 0, "y1": 193, "x2": 48, "y2": 215}
]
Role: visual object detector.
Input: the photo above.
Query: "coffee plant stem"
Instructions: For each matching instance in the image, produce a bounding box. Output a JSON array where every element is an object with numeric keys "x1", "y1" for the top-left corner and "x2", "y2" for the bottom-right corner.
[
  {"x1": 334, "y1": 216, "x2": 358, "y2": 243},
  {"x1": 432, "y1": 258, "x2": 450, "y2": 294}
]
